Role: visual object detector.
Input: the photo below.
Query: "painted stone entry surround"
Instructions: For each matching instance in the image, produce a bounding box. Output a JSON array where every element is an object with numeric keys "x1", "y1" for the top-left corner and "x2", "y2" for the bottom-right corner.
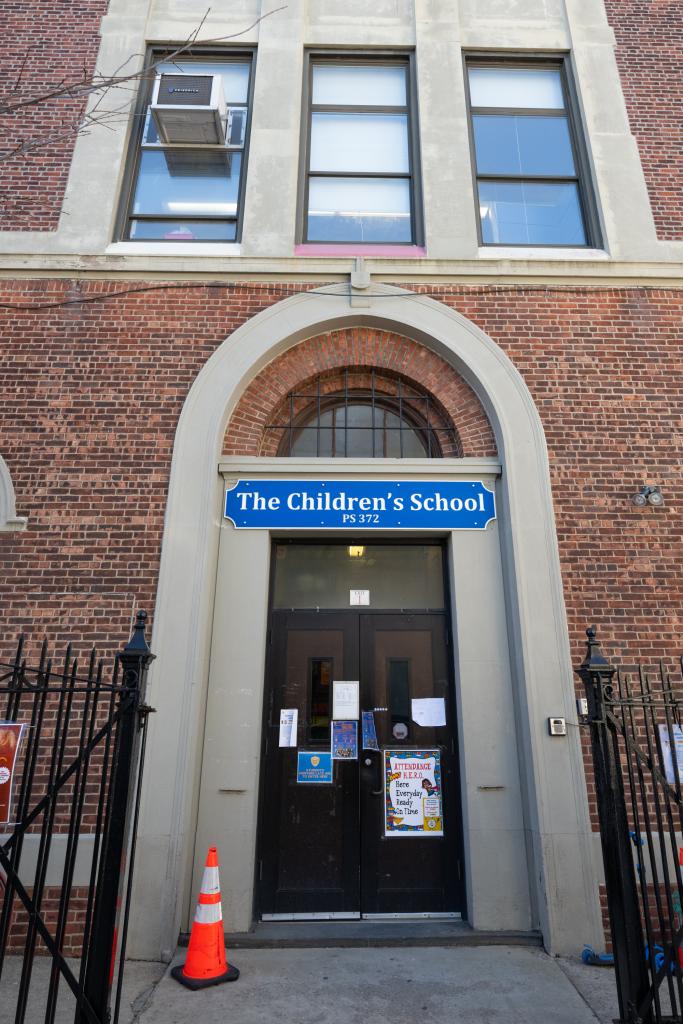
[{"x1": 125, "y1": 285, "x2": 605, "y2": 959}]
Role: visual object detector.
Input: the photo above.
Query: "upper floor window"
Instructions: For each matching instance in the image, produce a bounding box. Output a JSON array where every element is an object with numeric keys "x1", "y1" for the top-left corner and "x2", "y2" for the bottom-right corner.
[
  {"x1": 465, "y1": 58, "x2": 600, "y2": 247},
  {"x1": 118, "y1": 54, "x2": 253, "y2": 241},
  {"x1": 301, "y1": 55, "x2": 422, "y2": 245}
]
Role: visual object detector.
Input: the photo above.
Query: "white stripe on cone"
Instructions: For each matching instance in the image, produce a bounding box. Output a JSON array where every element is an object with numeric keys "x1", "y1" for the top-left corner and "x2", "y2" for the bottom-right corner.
[
  {"x1": 201, "y1": 866, "x2": 220, "y2": 894},
  {"x1": 194, "y1": 901, "x2": 223, "y2": 925}
]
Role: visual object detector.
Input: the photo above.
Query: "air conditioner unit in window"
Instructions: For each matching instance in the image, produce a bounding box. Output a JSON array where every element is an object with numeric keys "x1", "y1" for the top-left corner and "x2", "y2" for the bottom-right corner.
[{"x1": 150, "y1": 73, "x2": 227, "y2": 145}]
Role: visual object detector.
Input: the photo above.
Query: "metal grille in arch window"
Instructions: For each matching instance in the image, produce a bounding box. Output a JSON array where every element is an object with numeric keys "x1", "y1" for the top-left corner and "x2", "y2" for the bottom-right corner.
[{"x1": 266, "y1": 371, "x2": 461, "y2": 458}]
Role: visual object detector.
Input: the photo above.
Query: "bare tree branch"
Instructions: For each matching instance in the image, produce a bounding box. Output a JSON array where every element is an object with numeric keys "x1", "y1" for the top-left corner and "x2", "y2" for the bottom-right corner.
[
  {"x1": 0, "y1": 7, "x2": 286, "y2": 116},
  {"x1": 12, "y1": 54, "x2": 29, "y2": 93}
]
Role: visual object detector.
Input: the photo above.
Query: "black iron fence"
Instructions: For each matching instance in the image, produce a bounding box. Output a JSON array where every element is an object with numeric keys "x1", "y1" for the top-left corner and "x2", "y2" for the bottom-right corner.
[
  {"x1": 579, "y1": 628, "x2": 683, "y2": 1024},
  {"x1": 0, "y1": 612, "x2": 155, "y2": 1024}
]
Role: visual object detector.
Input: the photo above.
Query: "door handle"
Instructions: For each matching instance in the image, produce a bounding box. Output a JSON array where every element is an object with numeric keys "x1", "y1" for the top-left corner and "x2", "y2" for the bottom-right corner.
[{"x1": 371, "y1": 787, "x2": 383, "y2": 796}]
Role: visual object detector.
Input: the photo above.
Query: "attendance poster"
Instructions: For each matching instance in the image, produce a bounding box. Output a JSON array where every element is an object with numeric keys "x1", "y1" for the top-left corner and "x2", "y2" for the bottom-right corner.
[{"x1": 384, "y1": 749, "x2": 443, "y2": 837}]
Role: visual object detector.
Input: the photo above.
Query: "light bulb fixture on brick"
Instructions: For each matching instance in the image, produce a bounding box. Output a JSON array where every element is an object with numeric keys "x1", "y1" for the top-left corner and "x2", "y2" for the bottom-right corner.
[{"x1": 631, "y1": 485, "x2": 664, "y2": 507}]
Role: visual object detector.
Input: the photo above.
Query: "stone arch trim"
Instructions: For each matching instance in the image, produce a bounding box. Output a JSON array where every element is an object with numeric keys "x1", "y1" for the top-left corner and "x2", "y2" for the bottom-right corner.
[
  {"x1": 132, "y1": 284, "x2": 602, "y2": 961},
  {"x1": 223, "y1": 327, "x2": 496, "y2": 459},
  {"x1": 0, "y1": 454, "x2": 27, "y2": 532}
]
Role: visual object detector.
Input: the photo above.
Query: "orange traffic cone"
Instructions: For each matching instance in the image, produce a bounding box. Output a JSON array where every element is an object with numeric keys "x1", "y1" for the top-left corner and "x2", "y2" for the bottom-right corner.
[{"x1": 171, "y1": 847, "x2": 239, "y2": 989}]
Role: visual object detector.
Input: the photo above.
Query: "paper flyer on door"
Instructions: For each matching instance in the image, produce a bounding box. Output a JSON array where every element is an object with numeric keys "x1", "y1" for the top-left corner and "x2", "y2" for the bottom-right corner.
[
  {"x1": 278, "y1": 709, "x2": 298, "y2": 747},
  {"x1": 384, "y1": 749, "x2": 443, "y2": 836},
  {"x1": 332, "y1": 681, "x2": 359, "y2": 720},
  {"x1": 0, "y1": 722, "x2": 26, "y2": 825}
]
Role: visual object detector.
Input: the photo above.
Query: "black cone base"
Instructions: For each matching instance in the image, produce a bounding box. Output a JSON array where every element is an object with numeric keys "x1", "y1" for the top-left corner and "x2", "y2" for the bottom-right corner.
[{"x1": 171, "y1": 963, "x2": 240, "y2": 990}]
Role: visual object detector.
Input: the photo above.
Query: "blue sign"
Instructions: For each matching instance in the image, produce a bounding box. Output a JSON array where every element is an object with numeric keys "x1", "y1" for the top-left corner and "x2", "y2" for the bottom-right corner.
[
  {"x1": 224, "y1": 480, "x2": 495, "y2": 530},
  {"x1": 297, "y1": 751, "x2": 333, "y2": 784}
]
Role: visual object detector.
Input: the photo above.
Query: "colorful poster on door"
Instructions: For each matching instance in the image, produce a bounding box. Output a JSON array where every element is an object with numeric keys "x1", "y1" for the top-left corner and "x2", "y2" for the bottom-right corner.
[
  {"x1": 0, "y1": 723, "x2": 26, "y2": 825},
  {"x1": 331, "y1": 720, "x2": 358, "y2": 760},
  {"x1": 384, "y1": 749, "x2": 443, "y2": 837},
  {"x1": 361, "y1": 711, "x2": 379, "y2": 751}
]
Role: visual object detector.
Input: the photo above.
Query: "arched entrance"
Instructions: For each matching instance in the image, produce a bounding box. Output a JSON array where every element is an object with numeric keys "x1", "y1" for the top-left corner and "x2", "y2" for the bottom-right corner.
[{"x1": 129, "y1": 285, "x2": 602, "y2": 958}]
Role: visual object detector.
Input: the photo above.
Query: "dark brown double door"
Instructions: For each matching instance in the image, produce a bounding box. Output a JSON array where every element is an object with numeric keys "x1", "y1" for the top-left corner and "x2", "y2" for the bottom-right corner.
[{"x1": 258, "y1": 610, "x2": 463, "y2": 918}]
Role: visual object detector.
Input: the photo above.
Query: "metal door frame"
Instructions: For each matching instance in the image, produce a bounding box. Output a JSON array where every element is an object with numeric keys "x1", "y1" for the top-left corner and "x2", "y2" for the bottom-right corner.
[{"x1": 254, "y1": 538, "x2": 466, "y2": 923}]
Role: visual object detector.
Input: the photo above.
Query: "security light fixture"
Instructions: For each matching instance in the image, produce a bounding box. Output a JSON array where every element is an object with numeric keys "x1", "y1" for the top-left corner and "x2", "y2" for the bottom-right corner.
[
  {"x1": 348, "y1": 545, "x2": 365, "y2": 558},
  {"x1": 631, "y1": 485, "x2": 664, "y2": 508}
]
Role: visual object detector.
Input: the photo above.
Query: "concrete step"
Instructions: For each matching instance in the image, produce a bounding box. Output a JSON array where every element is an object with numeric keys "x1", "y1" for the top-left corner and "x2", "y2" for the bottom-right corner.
[{"x1": 180, "y1": 920, "x2": 543, "y2": 949}]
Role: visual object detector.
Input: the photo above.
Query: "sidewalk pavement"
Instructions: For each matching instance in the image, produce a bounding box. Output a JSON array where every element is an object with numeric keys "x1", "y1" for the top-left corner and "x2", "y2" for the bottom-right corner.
[
  {"x1": 136, "y1": 946, "x2": 619, "y2": 1024},
  {"x1": 0, "y1": 947, "x2": 619, "y2": 1024}
]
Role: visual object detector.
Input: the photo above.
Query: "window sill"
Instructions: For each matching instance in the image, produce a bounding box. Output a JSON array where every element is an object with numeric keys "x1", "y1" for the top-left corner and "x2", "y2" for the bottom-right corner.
[
  {"x1": 294, "y1": 244, "x2": 427, "y2": 258},
  {"x1": 477, "y1": 246, "x2": 609, "y2": 261},
  {"x1": 105, "y1": 242, "x2": 242, "y2": 257}
]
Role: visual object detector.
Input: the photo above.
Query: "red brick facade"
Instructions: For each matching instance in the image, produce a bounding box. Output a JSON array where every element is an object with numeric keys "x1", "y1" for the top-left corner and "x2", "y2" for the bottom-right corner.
[
  {"x1": 223, "y1": 328, "x2": 497, "y2": 459},
  {"x1": 1, "y1": 279, "x2": 680, "y2": 672},
  {"x1": 1, "y1": 277, "x2": 681, "y2": 956},
  {"x1": 604, "y1": 0, "x2": 683, "y2": 240},
  {"x1": 5, "y1": 887, "x2": 90, "y2": 956},
  {"x1": 0, "y1": 1, "x2": 108, "y2": 231}
]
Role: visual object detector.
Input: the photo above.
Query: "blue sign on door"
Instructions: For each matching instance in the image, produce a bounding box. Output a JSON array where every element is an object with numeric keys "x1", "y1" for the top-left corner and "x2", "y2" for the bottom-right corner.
[{"x1": 224, "y1": 480, "x2": 495, "y2": 530}]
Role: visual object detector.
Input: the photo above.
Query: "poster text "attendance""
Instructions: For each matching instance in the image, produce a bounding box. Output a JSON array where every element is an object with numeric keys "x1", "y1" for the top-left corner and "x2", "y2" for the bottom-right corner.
[{"x1": 224, "y1": 480, "x2": 496, "y2": 530}]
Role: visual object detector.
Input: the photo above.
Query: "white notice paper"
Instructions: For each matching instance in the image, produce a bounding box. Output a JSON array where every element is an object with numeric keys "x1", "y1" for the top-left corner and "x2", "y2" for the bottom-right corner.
[
  {"x1": 411, "y1": 698, "x2": 446, "y2": 727},
  {"x1": 333, "y1": 681, "x2": 360, "y2": 720},
  {"x1": 279, "y1": 709, "x2": 298, "y2": 747},
  {"x1": 659, "y1": 724, "x2": 683, "y2": 784}
]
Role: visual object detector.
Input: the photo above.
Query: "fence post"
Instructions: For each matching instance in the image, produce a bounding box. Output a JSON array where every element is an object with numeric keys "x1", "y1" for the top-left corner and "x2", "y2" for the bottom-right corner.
[
  {"x1": 81, "y1": 612, "x2": 155, "y2": 1024},
  {"x1": 578, "y1": 627, "x2": 650, "y2": 1024}
]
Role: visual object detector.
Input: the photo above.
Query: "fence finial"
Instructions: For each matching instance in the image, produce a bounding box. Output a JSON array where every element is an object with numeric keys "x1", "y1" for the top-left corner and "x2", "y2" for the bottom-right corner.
[
  {"x1": 580, "y1": 626, "x2": 614, "y2": 674},
  {"x1": 124, "y1": 610, "x2": 151, "y2": 656}
]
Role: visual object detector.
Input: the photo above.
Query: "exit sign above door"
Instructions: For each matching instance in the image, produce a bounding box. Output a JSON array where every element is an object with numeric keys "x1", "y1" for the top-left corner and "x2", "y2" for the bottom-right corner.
[{"x1": 224, "y1": 480, "x2": 496, "y2": 530}]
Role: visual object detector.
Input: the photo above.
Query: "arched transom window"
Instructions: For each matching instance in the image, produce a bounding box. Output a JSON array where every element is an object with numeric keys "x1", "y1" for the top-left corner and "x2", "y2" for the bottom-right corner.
[{"x1": 267, "y1": 371, "x2": 461, "y2": 458}]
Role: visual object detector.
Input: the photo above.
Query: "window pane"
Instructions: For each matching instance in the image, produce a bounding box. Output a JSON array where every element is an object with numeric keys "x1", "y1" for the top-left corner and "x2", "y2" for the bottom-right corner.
[
  {"x1": 310, "y1": 113, "x2": 409, "y2": 173},
  {"x1": 307, "y1": 177, "x2": 411, "y2": 242},
  {"x1": 479, "y1": 181, "x2": 586, "y2": 245},
  {"x1": 142, "y1": 109, "x2": 159, "y2": 144},
  {"x1": 469, "y1": 67, "x2": 564, "y2": 109},
  {"x1": 473, "y1": 115, "x2": 575, "y2": 176},
  {"x1": 132, "y1": 150, "x2": 241, "y2": 216},
  {"x1": 289, "y1": 427, "x2": 318, "y2": 456},
  {"x1": 343, "y1": 404, "x2": 375, "y2": 457},
  {"x1": 336, "y1": 404, "x2": 373, "y2": 428},
  {"x1": 312, "y1": 64, "x2": 406, "y2": 106},
  {"x1": 129, "y1": 219, "x2": 236, "y2": 240},
  {"x1": 157, "y1": 61, "x2": 250, "y2": 103},
  {"x1": 272, "y1": 544, "x2": 445, "y2": 610},
  {"x1": 383, "y1": 411, "x2": 429, "y2": 458},
  {"x1": 289, "y1": 427, "x2": 335, "y2": 457},
  {"x1": 309, "y1": 658, "x2": 333, "y2": 742},
  {"x1": 389, "y1": 660, "x2": 411, "y2": 739}
]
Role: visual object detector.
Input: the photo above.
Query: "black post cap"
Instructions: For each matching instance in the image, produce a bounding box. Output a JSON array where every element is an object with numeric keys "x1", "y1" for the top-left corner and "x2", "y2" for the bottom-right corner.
[
  {"x1": 122, "y1": 610, "x2": 153, "y2": 659},
  {"x1": 579, "y1": 626, "x2": 614, "y2": 675}
]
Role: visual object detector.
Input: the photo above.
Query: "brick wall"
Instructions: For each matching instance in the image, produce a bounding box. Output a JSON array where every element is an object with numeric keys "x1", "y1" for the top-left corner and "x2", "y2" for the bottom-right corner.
[
  {"x1": 1, "y1": 279, "x2": 681, "y2": 821},
  {"x1": 224, "y1": 328, "x2": 497, "y2": 458},
  {"x1": 0, "y1": 1, "x2": 109, "y2": 231},
  {"x1": 604, "y1": 0, "x2": 683, "y2": 240},
  {"x1": 1, "y1": 280, "x2": 680, "y2": 665},
  {"x1": 0, "y1": 280, "x2": 305, "y2": 661},
  {"x1": 4, "y1": 886, "x2": 90, "y2": 955}
]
